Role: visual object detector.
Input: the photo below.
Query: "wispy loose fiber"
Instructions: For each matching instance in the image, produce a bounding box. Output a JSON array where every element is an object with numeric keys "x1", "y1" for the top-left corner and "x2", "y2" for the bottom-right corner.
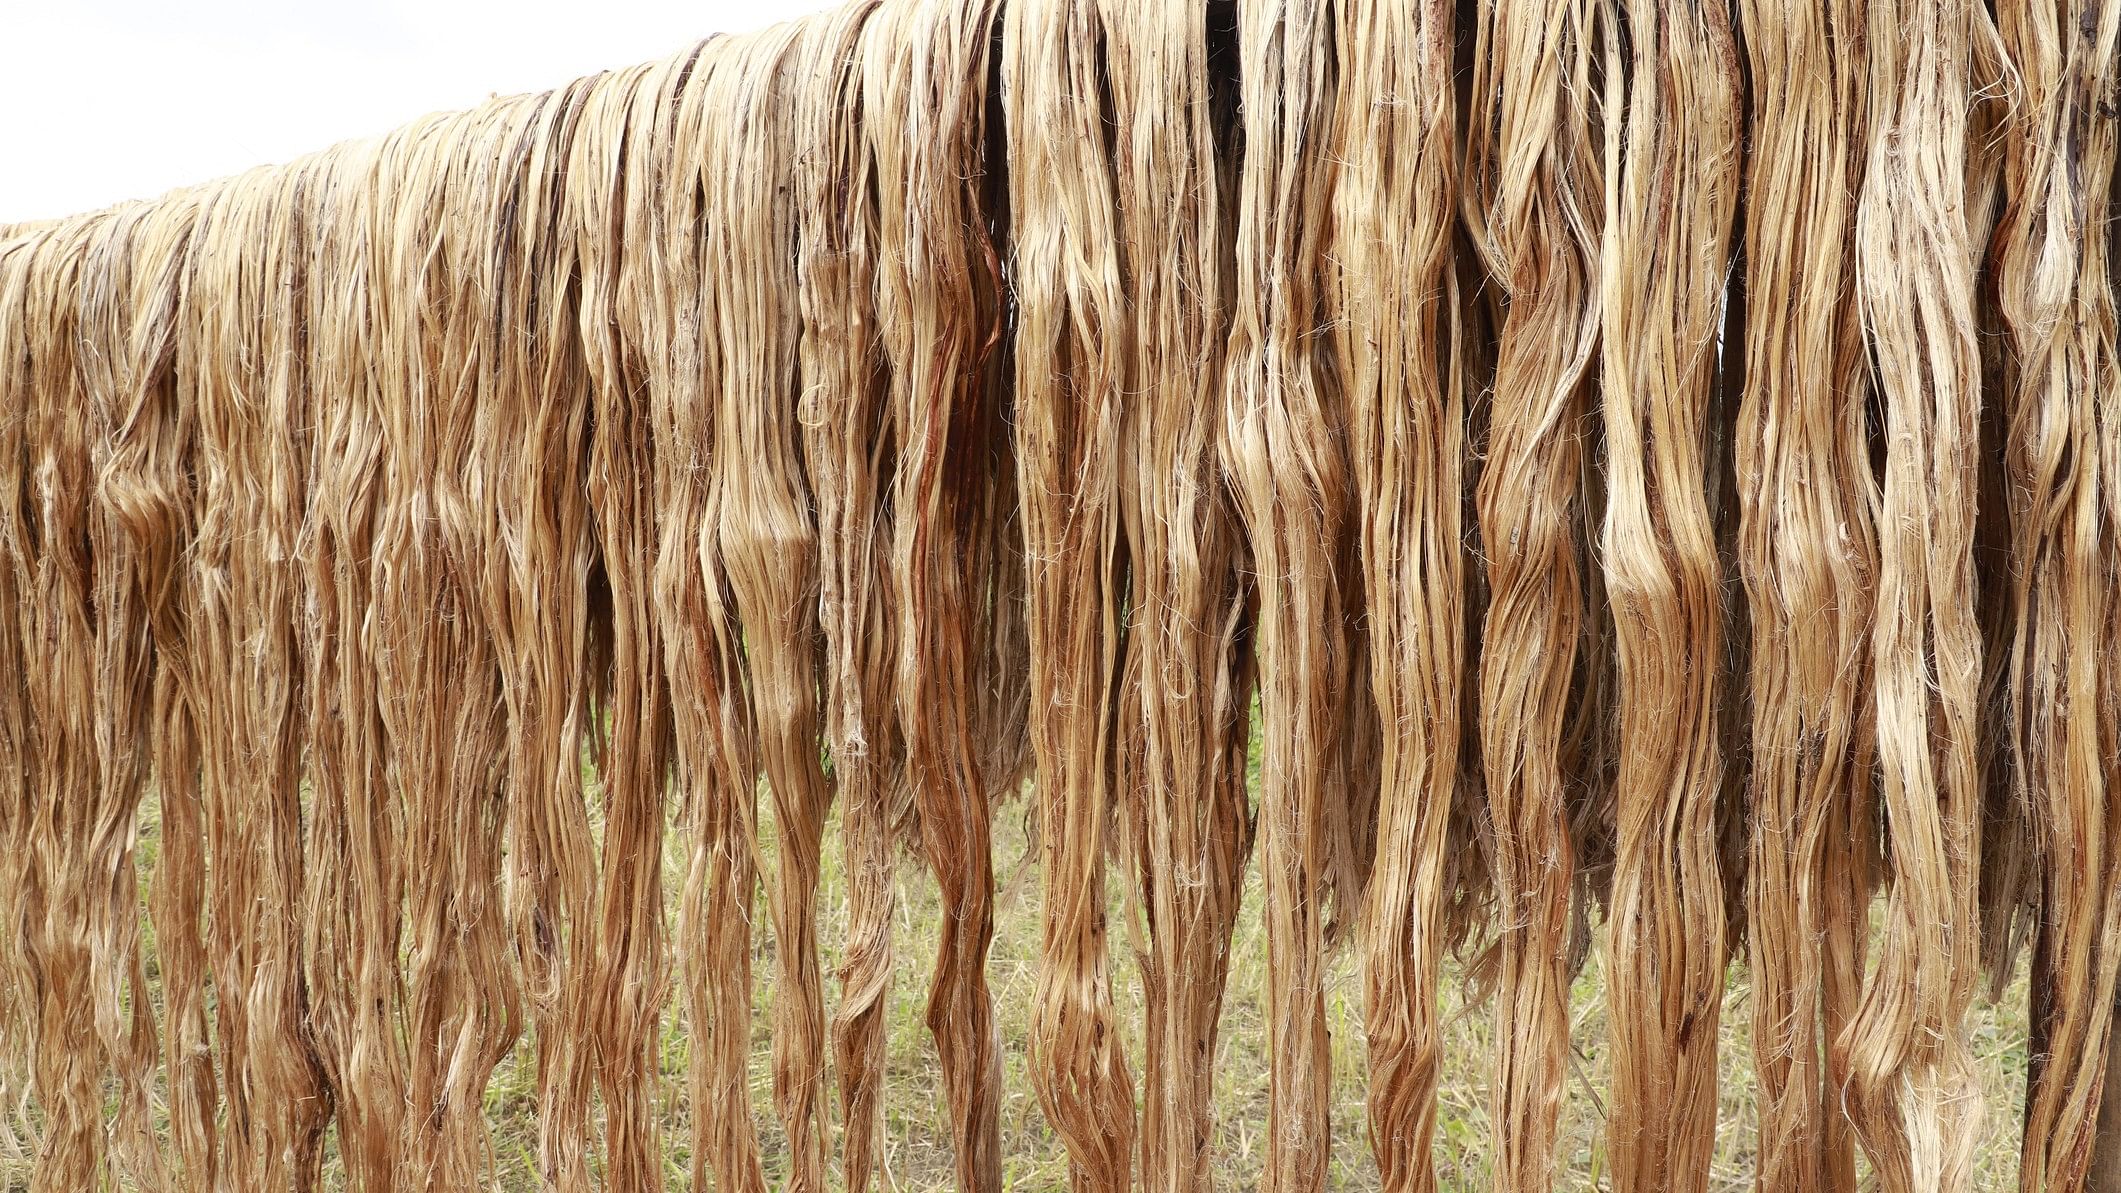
[
  {"x1": 1843, "y1": 0, "x2": 1994, "y2": 1186},
  {"x1": 861, "y1": 2, "x2": 1012, "y2": 1185},
  {"x1": 1991, "y1": 1, "x2": 2121, "y2": 1188},
  {"x1": 1461, "y1": 0, "x2": 1605, "y2": 1184},
  {"x1": 1735, "y1": 0, "x2": 1879, "y2": 1186},
  {"x1": 1327, "y1": 0, "x2": 1463, "y2": 1187},
  {"x1": 1595, "y1": 1, "x2": 1742, "y2": 1187}
]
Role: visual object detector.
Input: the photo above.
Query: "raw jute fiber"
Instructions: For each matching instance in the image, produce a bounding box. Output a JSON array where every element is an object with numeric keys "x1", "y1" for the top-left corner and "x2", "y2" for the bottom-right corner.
[{"x1": 4, "y1": 0, "x2": 2120, "y2": 1190}]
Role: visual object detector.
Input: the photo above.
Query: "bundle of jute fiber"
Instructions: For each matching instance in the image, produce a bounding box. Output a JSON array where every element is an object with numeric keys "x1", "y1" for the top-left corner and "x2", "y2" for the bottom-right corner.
[
  {"x1": 6, "y1": 0, "x2": 2121, "y2": 1190},
  {"x1": 1735, "y1": 0, "x2": 1879, "y2": 1187}
]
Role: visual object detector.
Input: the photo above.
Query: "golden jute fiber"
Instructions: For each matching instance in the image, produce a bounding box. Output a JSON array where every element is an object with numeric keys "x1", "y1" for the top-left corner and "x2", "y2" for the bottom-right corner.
[{"x1": 6, "y1": 1, "x2": 2121, "y2": 1191}]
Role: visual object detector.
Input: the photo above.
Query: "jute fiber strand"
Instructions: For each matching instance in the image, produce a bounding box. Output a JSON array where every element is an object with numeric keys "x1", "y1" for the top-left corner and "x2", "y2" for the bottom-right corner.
[
  {"x1": 790, "y1": 5, "x2": 907, "y2": 1190},
  {"x1": 299, "y1": 137, "x2": 407, "y2": 1193},
  {"x1": 1842, "y1": 0, "x2": 1997, "y2": 1190},
  {"x1": 1327, "y1": 0, "x2": 1464, "y2": 1189},
  {"x1": 631, "y1": 40, "x2": 760, "y2": 1193},
  {"x1": 1101, "y1": 4, "x2": 1255, "y2": 1192},
  {"x1": 862, "y1": 1, "x2": 1021, "y2": 1187},
  {"x1": 1461, "y1": 0, "x2": 1604, "y2": 1185},
  {"x1": 10, "y1": 0, "x2": 2121, "y2": 1190},
  {"x1": 1735, "y1": 0, "x2": 1879, "y2": 1188},
  {"x1": 1003, "y1": 2, "x2": 1138, "y2": 1190},
  {"x1": 1220, "y1": 1, "x2": 1360, "y2": 1187},
  {"x1": 1596, "y1": 0, "x2": 1741, "y2": 1187},
  {"x1": 1994, "y1": 1, "x2": 2121, "y2": 1190},
  {"x1": 476, "y1": 73, "x2": 601, "y2": 1192},
  {"x1": 190, "y1": 168, "x2": 335, "y2": 1190}
]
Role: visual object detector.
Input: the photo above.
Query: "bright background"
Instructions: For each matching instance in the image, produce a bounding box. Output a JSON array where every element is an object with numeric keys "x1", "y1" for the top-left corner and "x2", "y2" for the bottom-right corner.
[{"x1": 0, "y1": 0, "x2": 830, "y2": 223}]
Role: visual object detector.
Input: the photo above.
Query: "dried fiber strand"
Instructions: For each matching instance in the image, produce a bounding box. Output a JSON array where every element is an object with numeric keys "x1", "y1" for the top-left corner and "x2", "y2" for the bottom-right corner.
[
  {"x1": 297, "y1": 136, "x2": 412, "y2": 1193},
  {"x1": 1595, "y1": 0, "x2": 1742, "y2": 1186},
  {"x1": 861, "y1": 2, "x2": 1012, "y2": 1185},
  {"x1": 1223, "y1": 1, "x2": 1352, "y2": 1188},
  {"x1": 640, "y1": 35, "x2": 780, "y2": 1193},
  {"x1": 1843, "y1": 0, "x2": 1994, "y2": 1187},
  {"x1": 1002, "y1": 1, "x2": 1138, "y2": 1189},
  {"x1": 701, "y1": 22, "x2": 836, "y2": 1193},
  {"x1": 1735, "y1": 0, "x2": 1879, "y2": 1186},
  {"x1": 1461, "y1": 0, "x2": 1605, "y2": 1184},
  {"x1": 82, "y1": 196, "x2": 197, "y2": 1193},
  {"x1": 792, "y1": 7, "x2": 909, "y2": 1190},
  {"x1": 186, "y1": 167, "x2": 334, "y2": 1191},
  {"x1": 1104, "y1": 2, "x2": 1256, "y2": 1189},
  {"x1": 480, "y1": 73, "x2": 603, "y2": 1193},
  {"x1": 1327, "y1": 0, "x2": 1463, "y2": 1188},
  {"x1": 571, "y1": 57, "x2": 678, "y2": 1193},
  {"x1": 130, "y1": 195, "x2": 217, "y2": 1193},
  {"x1": 0, "y1": 233, "x2": 32, "y2": 1171},
  {"x1": 13, "y1": 213, "x2": 115, "y2": 1192},
  {"x1": 1992, "y1": 1, "x2": 2121, "y2": 1188},
  {"x1": 379, "y1": 100, "x2": 534, "y2": 1190}
]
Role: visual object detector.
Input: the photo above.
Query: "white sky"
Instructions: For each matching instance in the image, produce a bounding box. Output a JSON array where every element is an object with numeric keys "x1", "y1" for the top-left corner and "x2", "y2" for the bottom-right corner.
[{"x1": 0, "y1": 0, "x2": 832, "y2": 223}]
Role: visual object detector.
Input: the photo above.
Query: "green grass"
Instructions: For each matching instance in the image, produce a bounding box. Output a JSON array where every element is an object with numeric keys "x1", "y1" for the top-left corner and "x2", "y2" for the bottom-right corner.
[{"x1": 1, "y1": 776, "x2": 2033, "y2": 1192}]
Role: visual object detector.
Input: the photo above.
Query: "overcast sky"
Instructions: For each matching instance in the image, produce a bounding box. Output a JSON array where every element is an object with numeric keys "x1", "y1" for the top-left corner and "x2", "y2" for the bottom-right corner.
[{"x1": 1, "y1": 0, "x2": 831, "y2": 224}]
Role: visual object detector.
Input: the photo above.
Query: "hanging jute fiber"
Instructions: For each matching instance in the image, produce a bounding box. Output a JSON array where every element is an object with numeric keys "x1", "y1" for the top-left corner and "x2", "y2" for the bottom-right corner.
[{"x1": 3, "y1": 0, "x2": 2120, "y2": 1189}]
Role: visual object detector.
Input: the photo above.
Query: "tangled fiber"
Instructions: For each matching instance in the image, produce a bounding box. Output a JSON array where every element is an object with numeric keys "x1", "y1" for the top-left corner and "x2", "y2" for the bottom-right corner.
[{"x1": 4, "y1": 0, "x2": 2121, "y2": 1189}]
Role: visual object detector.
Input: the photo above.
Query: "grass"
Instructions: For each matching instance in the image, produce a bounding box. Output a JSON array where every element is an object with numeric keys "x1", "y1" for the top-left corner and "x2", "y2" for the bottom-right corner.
[{"x1": 1, "y1": 758, "x2": 2033, "y2": 1192}]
